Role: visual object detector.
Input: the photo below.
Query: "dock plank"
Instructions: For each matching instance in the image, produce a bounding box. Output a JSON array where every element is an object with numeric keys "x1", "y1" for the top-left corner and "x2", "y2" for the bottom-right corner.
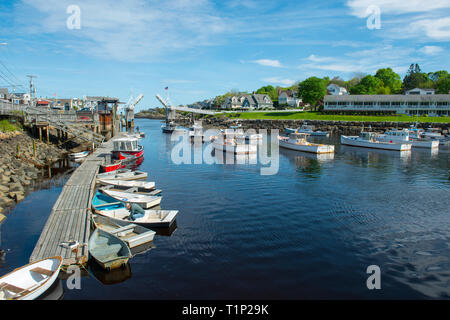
[{"x1": 30, "y1": 133, "x2": 124, "y2": 266}]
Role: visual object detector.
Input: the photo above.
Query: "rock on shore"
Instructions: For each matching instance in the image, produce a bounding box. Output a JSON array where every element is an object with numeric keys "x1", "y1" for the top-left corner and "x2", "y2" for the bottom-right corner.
[
  {"x1": 175, "y1": 118, "x2": 450, "y2": 136},
  {"x1": 0, "y1": 130, "x2": 68, "y2": 214}
]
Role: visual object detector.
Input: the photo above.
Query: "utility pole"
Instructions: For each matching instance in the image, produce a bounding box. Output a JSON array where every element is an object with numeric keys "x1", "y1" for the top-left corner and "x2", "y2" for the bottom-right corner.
[{"x1": 27, "y1": 75, "x2": 36, "y2": 106}]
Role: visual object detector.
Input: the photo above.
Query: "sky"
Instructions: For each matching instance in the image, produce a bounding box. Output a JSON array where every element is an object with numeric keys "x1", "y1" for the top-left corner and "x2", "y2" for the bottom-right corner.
[{"x1": 0, "y1": 0, "x2": 449, "y2": 111}]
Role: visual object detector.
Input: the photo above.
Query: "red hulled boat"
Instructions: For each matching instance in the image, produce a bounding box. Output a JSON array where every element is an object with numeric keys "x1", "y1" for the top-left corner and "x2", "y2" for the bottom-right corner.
[{"x1": 112, "y1": 137, "x2": 144, "y2": 160}]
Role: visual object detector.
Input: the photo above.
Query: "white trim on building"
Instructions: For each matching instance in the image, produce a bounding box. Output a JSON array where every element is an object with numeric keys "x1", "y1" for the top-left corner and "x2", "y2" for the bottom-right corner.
[{"x1": 324, "y1": 94, "x2": 450, "y2": 116}]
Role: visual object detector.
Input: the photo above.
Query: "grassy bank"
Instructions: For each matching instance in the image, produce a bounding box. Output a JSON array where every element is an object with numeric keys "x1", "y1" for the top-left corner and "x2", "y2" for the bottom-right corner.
[
  {"x1": 223, "y1": 111, "x2": 450, "y2": 123},
  {"x1": 0, "y1": 119, "x2": 21, "y2": 132}
]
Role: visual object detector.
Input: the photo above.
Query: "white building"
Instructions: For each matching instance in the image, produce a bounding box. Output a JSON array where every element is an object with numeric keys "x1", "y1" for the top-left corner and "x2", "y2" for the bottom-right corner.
[
  {"x1": 327, "y1": 84, "x2": 348, "y2": 95},
  {"x1": 279, "y1": 90, "x2": 302, "y2": 107},
  {"x1": 324, "y1": 94, "x2": 450, "y2": 116},
  {"x1": 405, "y1": 88, "x2": 435, "y2": 95}
]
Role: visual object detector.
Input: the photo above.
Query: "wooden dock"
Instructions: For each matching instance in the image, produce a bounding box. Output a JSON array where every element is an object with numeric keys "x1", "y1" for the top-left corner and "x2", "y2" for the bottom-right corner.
[{"x1": 29, "y1": 138, "x2": 116, "y2": 267}]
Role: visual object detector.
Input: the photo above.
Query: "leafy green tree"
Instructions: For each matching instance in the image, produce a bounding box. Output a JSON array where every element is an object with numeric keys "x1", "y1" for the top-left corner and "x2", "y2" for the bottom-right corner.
[
  {"x1": 428, "y1": 70, "x2": 449, "y2": 82},
  {"x1": 298, "y1": 77, "x2": 327, "y2": 111},
  {"x1": 435, "y1": 75, "x2": 450, "y2": 94},
  {"x1": 349, "y1": 75, "x2": 384, "y2": 94},
  {"x1": 402, "y1": 63, "x2": 433, "y2": 91},
  {"x1": 374, "y1": 68, "x2": 402, "y2": 93},
  {"x1": 256, "y1": 85, "x2": 278, "y2": 101}
]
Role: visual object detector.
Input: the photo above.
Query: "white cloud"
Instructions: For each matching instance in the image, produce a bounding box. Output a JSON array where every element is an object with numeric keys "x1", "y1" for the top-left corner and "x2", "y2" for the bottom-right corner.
[
  {"x1": 346, "y1": 0, "x2": 450, "y2": 18},
  {"x1": 262, "y1": 77, "x2": 296, "y2": 86},
  {"x1": 17, "y1": 0, "x2": 228, "y2": 62},
  {"x1": 252, "y1": 59, "x2": 283, "y2": 67},
  {"x1": 410, "y1": 18, "x2": 450, "y2": 41},
  {"x1": 298, "y1": 45, "x2": 420, "y2": 77},
  {"x1": 419, "y1": 46, "x2": 444, "y2": 55}
]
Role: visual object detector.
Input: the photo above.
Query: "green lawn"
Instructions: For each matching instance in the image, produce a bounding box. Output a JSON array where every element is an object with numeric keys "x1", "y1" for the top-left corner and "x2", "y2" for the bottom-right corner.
[{"x1": 224, "y1": 111, "x2": 450, "y2": 123}]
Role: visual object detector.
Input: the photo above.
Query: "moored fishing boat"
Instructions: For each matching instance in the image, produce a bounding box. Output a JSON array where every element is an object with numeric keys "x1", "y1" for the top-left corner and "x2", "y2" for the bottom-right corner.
[
  {"x1": 88, "y1": 228, "x2": 132, "y2": 270},
  {"x1": 0, "y1": 256, "x2": 62, "y2": 300},
  {"x1": 100, "y1": 160, "x2": 122, "y2": 173},
  {"x1": 278, "y1": 133, "x2": 334, "y2": 154},
  {"x1": 297, "y1": 124, "x2": 329, "y2": 137},
  {"x1": 111, "y1": 137, "x2": 144, "y2": 160},
  {"x1": 341, "y1": 132, "x2": 412, "y2": 151},
  {"x1": 211, "y1": 129, "x2": 257, "y2": 154},
  {"x1": 92, "y1": 214, "x2": 156, "y2": 249},
  {"x1": 377, "y1": 129, "x2": 439, "y2": 149}
]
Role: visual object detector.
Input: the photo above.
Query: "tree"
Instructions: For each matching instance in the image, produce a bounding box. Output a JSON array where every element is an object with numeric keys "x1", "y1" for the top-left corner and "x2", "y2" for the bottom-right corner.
[
  {"x1": 349, "y1": 75, "x2": 384, "y2": 95},
  {"x1": 374, "y1": 68, "x2": 402, "y2": 93},
  {"x1": 256, "y1": 85, "x2": 278, "y2": 102},
  {"x1": 436, "y1": 75, "x2": 450, "y2": 94},
  {"x1": 402, "y1": 63, "x2": 433, "y2": 91},
  {"x1": 297, "y1": 77, "x2": 327, "y2": 111},
  {"x1": 329, "y1": 76, "x2": 347, "y2": 88},
  {"x1": 428, "y1": 70, "x2": 449, "y2": 82}
]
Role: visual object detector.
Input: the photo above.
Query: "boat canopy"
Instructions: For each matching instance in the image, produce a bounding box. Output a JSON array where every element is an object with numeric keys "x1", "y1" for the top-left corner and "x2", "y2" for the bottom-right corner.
[
  {"x1": 113, "y1": 138, "x2": 140, "y2": 151},
  {"x1": 289, "y1": 132, "x2": 310, "y2": 138}
]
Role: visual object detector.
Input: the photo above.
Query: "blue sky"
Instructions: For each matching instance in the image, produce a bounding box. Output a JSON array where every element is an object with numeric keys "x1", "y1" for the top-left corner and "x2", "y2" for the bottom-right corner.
[{"x1": 0, "y1": 0, "x2": 449, "y2": 111}]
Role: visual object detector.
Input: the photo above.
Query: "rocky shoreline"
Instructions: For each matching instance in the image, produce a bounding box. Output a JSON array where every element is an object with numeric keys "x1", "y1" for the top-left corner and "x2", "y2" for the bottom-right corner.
[
  {"x1": 174, "y1": 118, "x2": 450, "y2": 135},
  {"x1": 0, "y1": 130, "x2": 72, "y2": 214}
]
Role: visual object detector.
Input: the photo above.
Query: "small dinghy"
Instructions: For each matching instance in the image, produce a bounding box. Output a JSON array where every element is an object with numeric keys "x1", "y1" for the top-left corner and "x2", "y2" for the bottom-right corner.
[
  {"x1": 97, "y1": 170, "x2": 148, "y2": 181},
  {"x1": 94, "y1": 207, "x2": 179, "y2": 228},
  {"x1": 69, "y1": 150, "x2": 89, "y2": 159},
  {"x1": 92, "y1": 214, "x2": 155, "y2": 249},
  {"x1": 99, "y1": 188, "x2": 162, "y2": 209},
  {"x1": 0, "y1": 256, "x2": 62, "y2": 300},
  {"x1": 97, "y1": 179, "x2": 156, "y2": 191},
  {"x1": 88, "y1": 228, "x2": 132, "y2": 270}
]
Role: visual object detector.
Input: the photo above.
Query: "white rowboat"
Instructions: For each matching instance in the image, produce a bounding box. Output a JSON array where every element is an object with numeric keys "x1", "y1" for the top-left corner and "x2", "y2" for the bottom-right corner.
[
  {"x1": 88, "y1": 228, "x2": 132, "y2": 270},
  {"x1": 97, "y1": 170, "x2": 148, "y2": 181},
  {"x1": 100, "y1": 188, "x2": 162, "y2": 209},
  {"x1": 94, "y1": 208, "x2": 179, "y2": 228},
  {"x1": 97, "y1": 179, "x2": 156, "y2": 190},
  {"x1": 92, "y1": 214, "x2": 156, "y2": 249},
  {"x1": 0, "y1": 256, "x2": 62, "y2": 300}
]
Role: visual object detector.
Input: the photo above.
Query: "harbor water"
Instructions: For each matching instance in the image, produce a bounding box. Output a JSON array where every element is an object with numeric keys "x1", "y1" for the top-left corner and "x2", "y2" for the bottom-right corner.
[{"x1": 0, "y1": 119, "x2": 449, "y2": 299}]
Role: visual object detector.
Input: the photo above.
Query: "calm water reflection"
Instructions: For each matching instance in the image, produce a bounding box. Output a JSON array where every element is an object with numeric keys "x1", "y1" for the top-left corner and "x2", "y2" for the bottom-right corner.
[{"x1": 0, "y1": 119, "x2": 449, "y2": 299}]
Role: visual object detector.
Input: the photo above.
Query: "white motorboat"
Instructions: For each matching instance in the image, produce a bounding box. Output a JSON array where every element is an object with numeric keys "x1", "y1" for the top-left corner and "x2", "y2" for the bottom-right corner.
[
  {"x1": 97, "y1": 170, "x2": 148, "y2": 181},
  {"x1": 100, "y1": 188, "x2": 162, "y2": 209},
  {"x1": 162, "y1": 121, "x2": 185, "y2": 133},
  {"x1": 0, "y1": 256, "x2": 62, "y2": 300},
  {"x1": 97, "y1": 179, "x2": 156, "y2": 191},
  {"x1": 297, "y1": 124, "x2": 329, "y2": 137},
  {"x1": 278, "y1": 133, "x2": 334, "y2": 154},
  {"x1": 341, "y1": 132, "x2": 412, "y2": 151},
  {"x1": 211, "y1": 129, "x2": 257, "y2": 154},
  {"x1": 377, "y1": 129, "x2": 439, "y2": 149},
  {"x1": 94, "y1": 208, "x2": 179, "y2": 228},
  {"x1": 422, "y1": 127, "x2": 450, "y2": 145}
]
